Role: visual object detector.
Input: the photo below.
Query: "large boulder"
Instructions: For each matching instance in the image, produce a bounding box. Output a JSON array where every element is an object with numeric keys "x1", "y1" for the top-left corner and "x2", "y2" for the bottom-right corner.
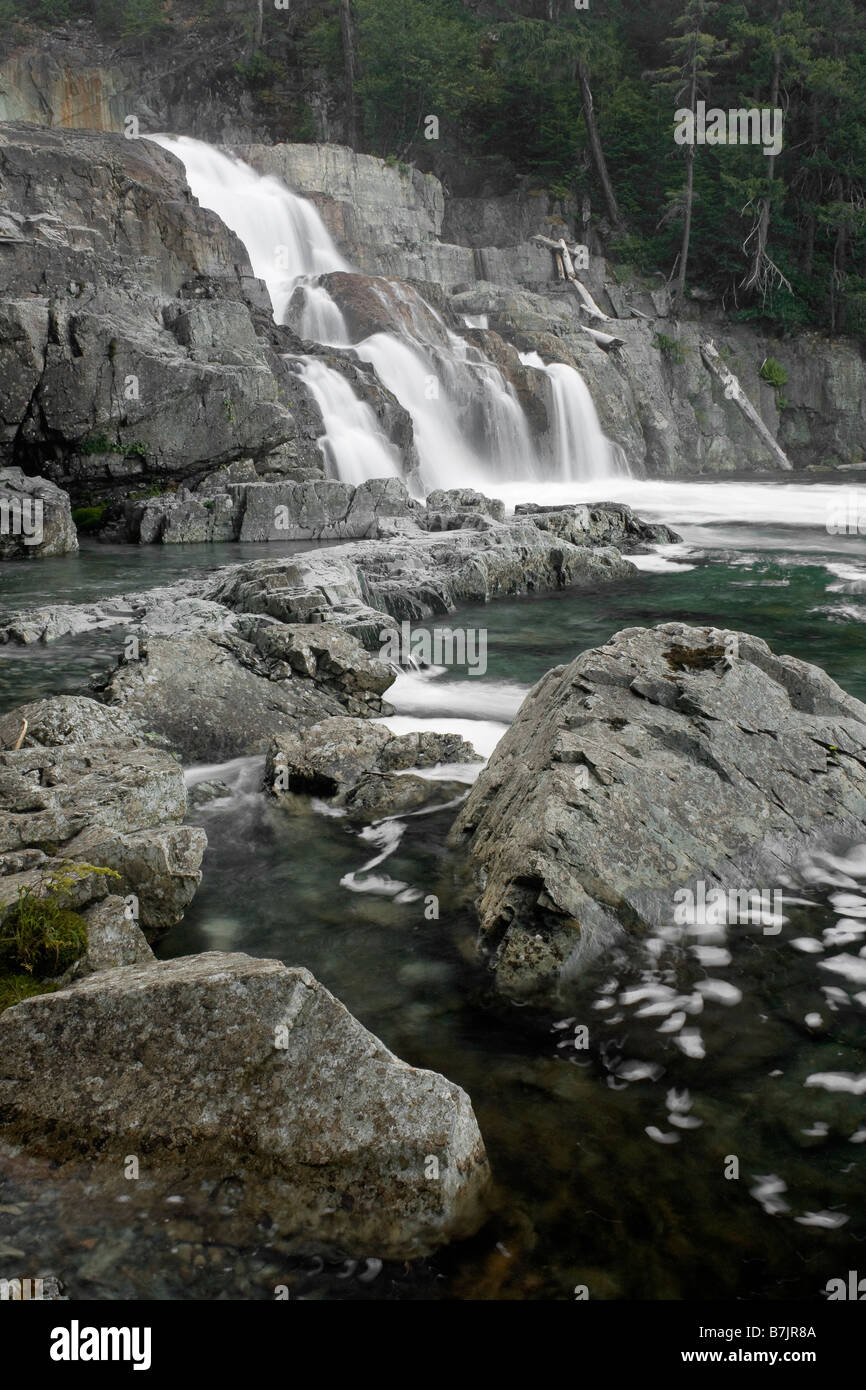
[
  {"x1": 450, "y1": 623, "x2": 866, "y2": 1001},
  {"x1": 0, "y1": 468, "x2": 78, "y2": 558},
  {"x1": 0, "y1": 696, "x2": 205, "y2": 936},
  {"x1": 0, "y1": 952, "x2": 492, "y2": 1259},
  {"x1": 99, "y1": 622, "x2": 395, "y2": 761}
]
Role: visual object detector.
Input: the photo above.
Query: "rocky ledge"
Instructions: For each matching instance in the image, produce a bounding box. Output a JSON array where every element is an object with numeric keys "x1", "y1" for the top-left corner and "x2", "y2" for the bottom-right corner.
[
  {"x1": 0, "y1": 951, "x2": 491, "y2": 1259},
  {"x1": 450, "y1": 623, "x2": 866, "y2": 1002},
  {"x1": 1, "y1": 500, "x2": 678, "y2": 761}
]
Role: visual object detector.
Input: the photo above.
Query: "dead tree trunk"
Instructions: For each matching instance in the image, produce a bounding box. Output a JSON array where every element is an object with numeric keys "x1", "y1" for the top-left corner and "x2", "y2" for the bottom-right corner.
[
  {"x1": 577, "y1": 60, "x2": 623, "y2": 232},
  {"x1": 701, "y1": 340, "x2": 792, "y2": 470},
  {"x1": 340, "y1": 0, "x2": 359, "y2": 149}
]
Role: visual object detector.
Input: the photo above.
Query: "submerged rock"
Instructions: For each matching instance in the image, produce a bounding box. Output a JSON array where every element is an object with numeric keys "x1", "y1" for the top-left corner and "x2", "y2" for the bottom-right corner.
[
  {"x1": 450, "y1": 623, "x2": 866, "y2": 1001},
  {"x1": 0, "y1": 952, "x2": 492, "y2": 1259}
]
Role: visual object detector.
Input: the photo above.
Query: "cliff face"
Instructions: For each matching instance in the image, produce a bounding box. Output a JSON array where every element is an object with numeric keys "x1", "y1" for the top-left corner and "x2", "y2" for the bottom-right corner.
[
  {"x1": 1, "y1": 35, "x2": 864, "y2": 481},
  {"x1": 238, "y1": 140, "x2": 866, "y2": 475}
]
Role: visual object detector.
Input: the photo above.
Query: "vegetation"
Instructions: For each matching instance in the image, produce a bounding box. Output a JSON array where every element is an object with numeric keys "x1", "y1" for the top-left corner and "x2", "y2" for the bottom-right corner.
[
  {"x1": 71, "y1": 501, "x2": 109, "y2": 532},
  {"x1": 653, "y1": 332, "x2": 687, "y2": 364},
  {"x1": 1, "y1": 0, "x2": 863, "y2": 338},
  {"x1": 0, "y1": 862, "x2": 120, "y2": 1012},
  {"x1": 759, "y1": 356, "x2": 789, "y2": 390}
]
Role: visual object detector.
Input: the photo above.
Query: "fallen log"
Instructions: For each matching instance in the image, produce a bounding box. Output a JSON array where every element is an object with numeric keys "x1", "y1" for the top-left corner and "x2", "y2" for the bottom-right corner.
[
  {"x1": 531, "y1": 235, "x2": 614, "y2": 321},
  {"x1": 580, "y1": 324, "x2": 625, "y2": 350},
  {"x1": 700, "y1": 340, "x2": 792, "y2": 471}
]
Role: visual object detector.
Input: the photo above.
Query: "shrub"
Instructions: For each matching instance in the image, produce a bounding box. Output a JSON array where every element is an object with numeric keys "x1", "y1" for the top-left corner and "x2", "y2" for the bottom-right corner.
[
  {"x1": 653, "y1": 332, "x2": 687, "y2": 364},
  {"x1": 0, "y1": 862, "x2": 119, "y2": 983},
  {"x1": 71, "y1": 502, "x2": 109, "y2": 533},
  {"x1": 759, "y1": 357, "x2": 789, "y2": 390}
]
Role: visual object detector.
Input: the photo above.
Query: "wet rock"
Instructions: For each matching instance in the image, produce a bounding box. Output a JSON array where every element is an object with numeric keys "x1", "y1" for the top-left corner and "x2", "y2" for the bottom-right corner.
[
  {"x1": 0, "y1": 952, "x2": 492, "y2": 1259},
  {"x1": 515, "y1": 501, "x2": 681, "y2": 550},
  {"x1": 425, "y1": 488, "x2": 506, "y2": 526},
  {"x1": 0, "y1": 468, "x2": 77, "y2": 558},
  {"x1": 267, "y1": 715, "x2": 480, "y2": 818},
  {"x1": 214, "y1": 520, "x2": 636, "y2": 631},
  {"x1": 450, "y1": 623, "x2": 866, "y2": 1001},
  {"x1": 317, "y1": 271, "x2": 449, "y2": 346}
]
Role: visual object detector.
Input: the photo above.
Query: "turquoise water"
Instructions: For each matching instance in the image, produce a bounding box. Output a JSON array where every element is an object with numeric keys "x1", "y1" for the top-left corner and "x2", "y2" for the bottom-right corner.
[{"x1": 1, "y1": 485, "x2": 865, "y2": 1300}]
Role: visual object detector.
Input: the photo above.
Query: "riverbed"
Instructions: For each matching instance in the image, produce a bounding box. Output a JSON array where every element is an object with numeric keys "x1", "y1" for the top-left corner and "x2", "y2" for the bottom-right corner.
[{"x1": 1, "y1": 474, "x2": 864, "y2": 1300}]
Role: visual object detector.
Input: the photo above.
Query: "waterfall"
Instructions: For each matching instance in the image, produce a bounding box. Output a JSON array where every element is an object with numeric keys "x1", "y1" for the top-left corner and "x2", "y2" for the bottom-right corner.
[
  {"x1": 150, "y1": 134, "x2": 626, "y2": 492},
  {"x1": 520, "y1": 352, "x2": 623, "y2": 481},
  {"x1": 149, "y1": 134, "x2": 347, "y2": 322},
  {"x1": 290, "y1": 357, "x2": 403, "y2": 487}
]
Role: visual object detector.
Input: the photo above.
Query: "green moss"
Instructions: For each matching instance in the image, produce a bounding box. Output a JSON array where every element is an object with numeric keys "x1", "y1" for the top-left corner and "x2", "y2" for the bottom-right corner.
[
  {"x1": 72, "y1": 503, "x2": 109, "y2": 533},
  {"x1": 0, "y1": 862, "x2": 118, "y2": 994}
]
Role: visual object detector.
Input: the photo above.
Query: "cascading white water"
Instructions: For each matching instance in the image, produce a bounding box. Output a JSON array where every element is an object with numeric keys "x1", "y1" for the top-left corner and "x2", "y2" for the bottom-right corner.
[
  {"x1": 291, "y1": 357, "x2": 403, "y2": 486},
  {"x1": 150, "y1": 133, "x2": 626, "y2": 492},
  {"x1": 149, "y1": 134, "x2": 348, "y2": 321},
  {"x1": 519, "y1": 351, "x2": 622, "y2": 481}
]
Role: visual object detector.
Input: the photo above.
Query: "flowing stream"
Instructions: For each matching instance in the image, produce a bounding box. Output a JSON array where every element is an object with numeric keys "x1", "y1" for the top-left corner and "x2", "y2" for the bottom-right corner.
[{"x1": 2, "y1": 478, "x2": 864, "y2": 1300}]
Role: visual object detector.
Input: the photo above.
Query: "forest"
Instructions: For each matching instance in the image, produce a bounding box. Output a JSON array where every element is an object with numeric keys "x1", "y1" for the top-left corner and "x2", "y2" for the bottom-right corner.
[{"x1": 1, "y1": 0, "x2": 864, "y2": 337}]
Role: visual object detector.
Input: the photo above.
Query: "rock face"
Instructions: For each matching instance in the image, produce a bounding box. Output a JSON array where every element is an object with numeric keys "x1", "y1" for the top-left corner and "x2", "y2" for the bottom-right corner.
[
  {"x1": 267, "y1": 716, "x2": 481, "y2": 821},
  {"x1": 0, "y1": 124, "x2": 348, "y2": 498},
  {"x1": 450, "y1": 624, "x2": 866, "y2": 1001},
  {"x1": 0, "y1": 952, "x2": 492, "y2": 1259},
  {"x1": 0, "y1": 696, "x2": 205, "y2": 937},
  {"x1": 99, "y1": 621, "x2": 395, "y2": 762},
  {"x1": 0, "y1": 468, "x2": 78, "y2": 558}
]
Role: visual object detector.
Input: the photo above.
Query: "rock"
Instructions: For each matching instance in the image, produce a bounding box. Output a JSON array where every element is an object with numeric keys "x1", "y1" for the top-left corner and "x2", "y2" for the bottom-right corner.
[
  {"x1": 0, "y1": 468, "x2": 78, "y2": 558},
  {"x1": 187, "y1": 780, "x2": 233, "y2": 809},
  {"x1": 98, "y1": 622, "x2": 394, "y2": 762},
  {"x1": 214, "y1": 520, "x2": 636, "y2": 631},
  {"x1": 62, "y1": 894, "x2": 155, "y2": 982},
  {"x1": 315, "y1": 272, "x2": 449, "y2": 346},
  {"x1": 0, "y1": 125, "x2": 332, "y2": 495},
  {"x1": 425, "y1": 488, "x2": 506, "y2": 525},
  {"x1": 0, "y1": 694, "x2": 141, "y2": 749},
  {"x1": 0, "y1": 952, "x2": 492, "y2": 1259},
  {"x1": 234, "y1": 476, "x2": 416, "y2": 542},
  {"x1": 0, "y1": 696, "x2": 205, "y2": 936},
  {"x1": 450, "y1": 623, "x2": 866, "y2": 1001},
  {"x1": 267, "y1": 715, "x2": 480, "y2": 818},
  {"x1": 515, "y1": 501, "x2": 681, "y2": 550}
]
